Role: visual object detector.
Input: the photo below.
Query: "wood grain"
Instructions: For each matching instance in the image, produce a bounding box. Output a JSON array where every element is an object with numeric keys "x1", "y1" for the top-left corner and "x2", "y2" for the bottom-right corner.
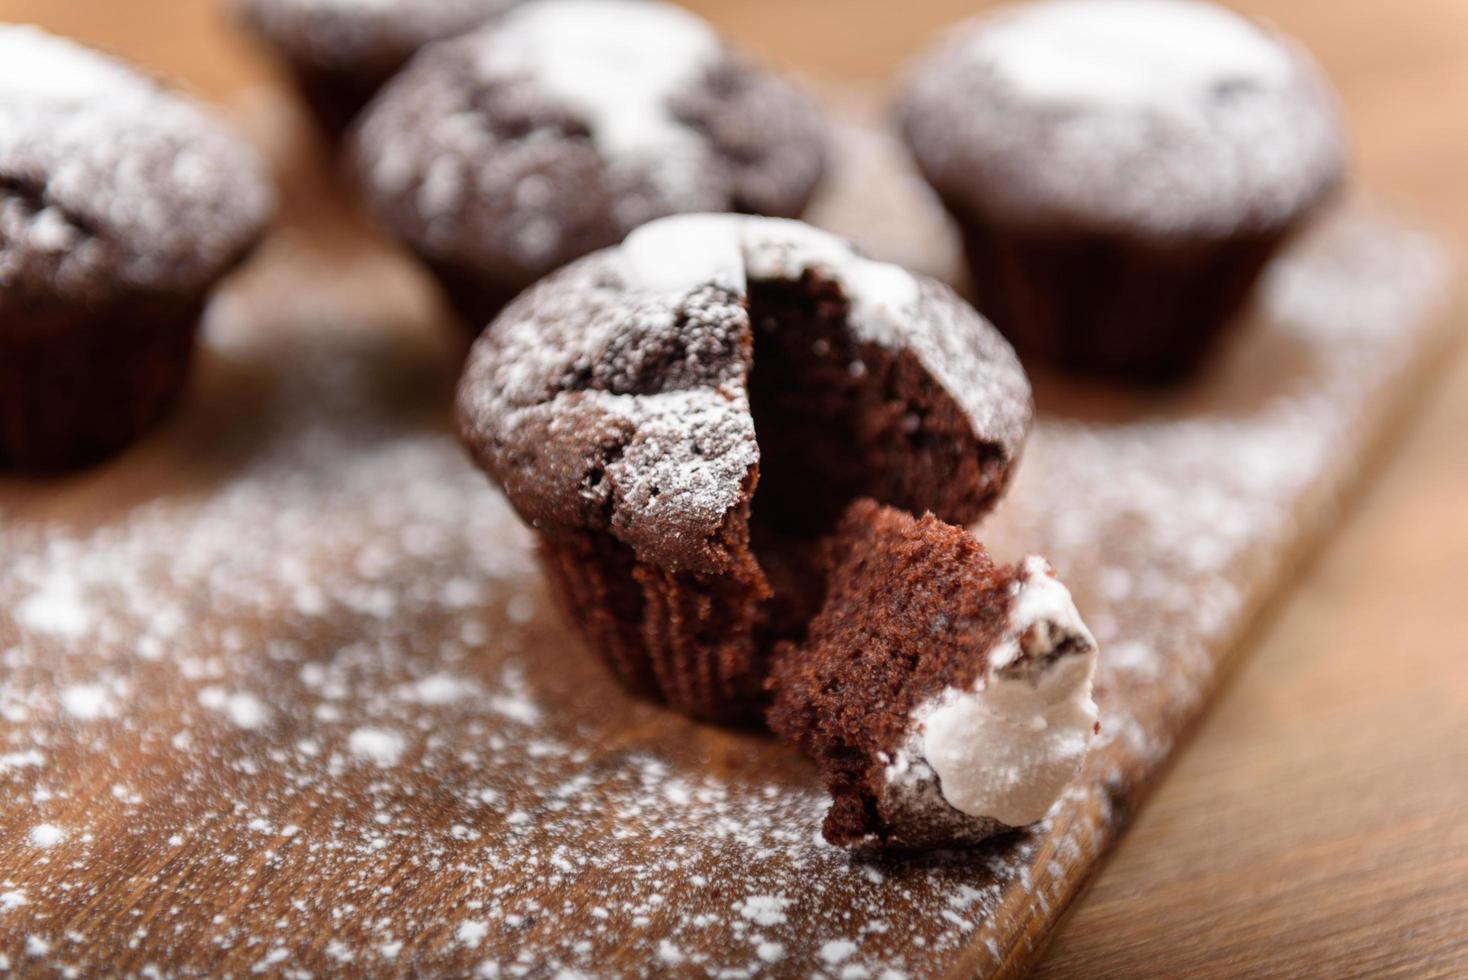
[{"x1": 0, "y1": 2, "x2": 1465, "y2": 978}]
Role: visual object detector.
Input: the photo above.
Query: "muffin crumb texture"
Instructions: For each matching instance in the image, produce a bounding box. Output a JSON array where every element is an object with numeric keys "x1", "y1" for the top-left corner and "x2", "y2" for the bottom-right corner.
[
  {"x1": 768, "y1": 502, "x2": 1099, "y2": 850},
  {"x1": 457, "y1": 214, "x2": 1031, "y2": 719}
]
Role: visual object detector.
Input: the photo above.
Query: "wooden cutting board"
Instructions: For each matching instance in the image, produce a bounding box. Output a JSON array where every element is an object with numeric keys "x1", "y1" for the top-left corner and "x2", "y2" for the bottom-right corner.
[{"x1": 0, "y1": 93, "x2": 1456, "y2": 978}]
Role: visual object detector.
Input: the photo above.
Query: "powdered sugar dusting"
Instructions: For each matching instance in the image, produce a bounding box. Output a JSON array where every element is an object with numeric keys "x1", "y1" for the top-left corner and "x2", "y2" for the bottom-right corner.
[
  {"x1": 59, "y1": 683, "x2": 116, "y2": 721},
  {"x1": 198, "y1": 688, "x2": 273, "y2": 730},
  {"x1": 0, "y1": 26, "x2": 138, "y2": 101},
  {"x1": 0, "y1": 106, "x2": 1452, "y2": 975},
  {"x1": 347, "y1": 726, "x2": 407, "y2": 766},
  {"x1": 973, "y1": 0, "x2": 1292, "y2": 109},
  {"x1": 14, "y1": 579, "x2": 91, "y2": 638},
  {"x1": 478, "y1": 0, "x2": 720, "y2": 203},
  {"x1": 27, "y1": 824, "x2": 64, "y2": 849},
  {"x1": 737, "y1": 894, "x2": 793, "y2": 927}
]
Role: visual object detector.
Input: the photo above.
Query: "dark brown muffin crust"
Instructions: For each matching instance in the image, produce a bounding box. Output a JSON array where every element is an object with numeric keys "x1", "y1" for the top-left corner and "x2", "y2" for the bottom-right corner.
[
  {"x1": 457, "y1": 216, "x2": 1031, "y2": 719},
  {"x1": 352, "y1": 2, "x2": 827, "y2": 331}
]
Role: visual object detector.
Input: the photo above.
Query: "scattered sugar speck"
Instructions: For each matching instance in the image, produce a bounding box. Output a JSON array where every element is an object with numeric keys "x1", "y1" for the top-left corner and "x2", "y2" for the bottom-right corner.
[
  {"x1": 28, "y1": 824, "x2": 64, "y2": 848},
  {"x1": 347, "y1": 726, "x2": 406, "y2": 767},
  {"x1": 59, "y1": 683, "x2": 113, "y2": 720},
  {"x1": 457, "y1": 920, "x2": 489, "y2": 948},
  {"x1": 738, "y1": 895, "x2": 793, "y2": 927}
]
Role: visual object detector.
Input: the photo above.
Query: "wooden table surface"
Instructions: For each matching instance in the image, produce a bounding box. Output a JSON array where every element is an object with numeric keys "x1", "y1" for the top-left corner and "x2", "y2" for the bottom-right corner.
[{"x1": 2, "y1": 1, "x2": 1466, "y2": 976}]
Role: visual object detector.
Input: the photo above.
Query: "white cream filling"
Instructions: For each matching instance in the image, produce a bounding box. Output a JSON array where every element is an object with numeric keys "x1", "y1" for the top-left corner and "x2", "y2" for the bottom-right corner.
[{"x1": 903, "y1": 556, "x2": 1099, "y2": 828}]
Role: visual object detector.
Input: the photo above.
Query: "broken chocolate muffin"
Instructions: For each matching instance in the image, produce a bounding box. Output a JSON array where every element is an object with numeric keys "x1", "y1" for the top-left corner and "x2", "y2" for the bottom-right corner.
[
  {"x1": 767, "y1": 500, "x2": 1099, "y2": 851},
  {"x1": 456, "y1": 214, "x2": 1031, "y2": 722},
  {"x1": 351, "y1": 0, "x2": 828, "y2": 331}
]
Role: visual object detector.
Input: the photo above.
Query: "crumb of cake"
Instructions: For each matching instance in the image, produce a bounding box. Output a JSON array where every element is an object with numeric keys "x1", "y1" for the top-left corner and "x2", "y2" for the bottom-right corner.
[{"x1": 767, "y1": 500, "x2": 1098, "y2": 850}]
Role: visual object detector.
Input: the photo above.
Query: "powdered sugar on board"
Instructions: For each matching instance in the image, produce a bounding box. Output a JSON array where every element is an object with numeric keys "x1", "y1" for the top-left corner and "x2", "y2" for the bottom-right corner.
[{"x1": 0, "y1": 103, "x2": 1454, "y2": 976}]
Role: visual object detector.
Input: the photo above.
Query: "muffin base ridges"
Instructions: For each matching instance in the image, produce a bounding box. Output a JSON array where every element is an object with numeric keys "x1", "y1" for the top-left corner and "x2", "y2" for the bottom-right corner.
[
  {"x1": 0, "y1": 292, "x2": 203, "y2": 472},
  {"x1": 537, "y1": 527, "x2": 773, "y2": 724},
  {"x1": 953, "y1": 206, "x2": 1294, "y2": 382}
]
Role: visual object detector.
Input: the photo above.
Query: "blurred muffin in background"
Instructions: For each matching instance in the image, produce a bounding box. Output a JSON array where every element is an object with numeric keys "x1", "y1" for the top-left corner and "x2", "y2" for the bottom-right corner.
[
  {"x1": 350, "y1": 0, "x2": 829, "y2": 332},
  {"x1": 0, "y1": 25, "x2": 273, "y2": 472},
  {"x1": 900, "y1": 0, "x2": 1347, "y2": 382},
  {"x1": 236, "y1": 0, "x2": 520, "y2": 136}
]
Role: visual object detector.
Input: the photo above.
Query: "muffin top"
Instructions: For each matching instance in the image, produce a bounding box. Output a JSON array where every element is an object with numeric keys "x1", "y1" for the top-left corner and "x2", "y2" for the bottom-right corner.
[
  {"x1": 456, "y1": 214, "x2": 1031, "y2": 574},
  {"x1": 901, "y1": 0, "x2": 1347, "y2": 235},
  {"x1": 352, "y1": 0, "x2": 827, "y2": 305},
  {"x1": 236, "y1": 0, "x2": 517, "y2": 77},
  {"x1": 0, "y1": 26, "x2": 273, "y2": 301}
]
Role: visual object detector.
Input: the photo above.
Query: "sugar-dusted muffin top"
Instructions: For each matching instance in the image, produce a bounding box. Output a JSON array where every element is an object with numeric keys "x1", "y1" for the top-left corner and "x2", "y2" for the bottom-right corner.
[
  {"x1": 236, "y1": 0, "x2": 516, "y2": 76},
  {"x1": 0, "y1": 26, "x2": 273, "y2": 301},
  {"x1": 352, "y1": 0, "x2": 827, "y2": 298},
  {"x1": 456, "y1": 214, "x2": 1031, "y2": 574},
  {"x1": 901, "y1": 0, "x2": 1347, "y2": 235}
]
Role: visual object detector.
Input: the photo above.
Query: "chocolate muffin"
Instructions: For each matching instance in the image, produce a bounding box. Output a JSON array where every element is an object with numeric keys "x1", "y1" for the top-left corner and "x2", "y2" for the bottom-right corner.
[
  {"x1": 900, "y1": 0, "x2": 1347, "y2": 381},
  {"x1": 456, "y1": 214, "x2": 1032, "y2": 721},
  {"x1": 352, "y1": 0, "x2": 828, "y2": 332},
  {"x1": 767, "y1": 500, "x2": 1099, "y2": 851},
  {"x1": 236, "y1": 0, "x2": 519, "y2": 136},
  {"x1": 0, "y1": 26, "x2": 273, "y2": 472}
]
